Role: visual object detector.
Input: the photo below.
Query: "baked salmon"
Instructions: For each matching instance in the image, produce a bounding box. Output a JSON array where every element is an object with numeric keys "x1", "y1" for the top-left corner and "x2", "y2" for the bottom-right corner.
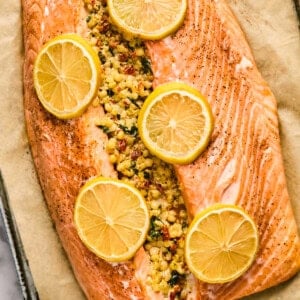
[
  {"x1": 22, "y1": 0, "x2": 300, "y2": 299},
  {"x1": 22, "y1": 1, "x2": 144, "y2": 299},
  {"x1": 147, "y1": 0, "x2": 300, "y2": 298}
]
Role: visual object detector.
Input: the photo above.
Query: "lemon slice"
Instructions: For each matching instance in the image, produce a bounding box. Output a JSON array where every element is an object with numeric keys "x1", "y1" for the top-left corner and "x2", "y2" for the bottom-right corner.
[
  {"x1": 33, "y1": 34, "x2": 101, "y2": 119},
  {"x1": 107, "y1": 0, "x2": 187, "y2": 40},
  {"x1": 185, "y1": 204, "x2": 259, "y2": 284},
  {"x1": 74, "y1": 177, "x2": 150, "y2": 262},
  {"x1": 138, "y1": 82, "x2": 214, "y2": 164}
]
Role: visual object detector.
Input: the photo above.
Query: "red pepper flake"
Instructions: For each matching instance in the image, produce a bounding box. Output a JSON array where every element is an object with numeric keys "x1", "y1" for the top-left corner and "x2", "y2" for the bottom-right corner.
[
  {"x1": 131, "y1": 149, "x2": 142, "y2": 160},
  {"x1": 138, "y1": 81, "x2": 145, "y2": 93},
  {"x1": 169, "y1": 285, "x2": 181, "y2": 300},
  {"x1": 155, "y1": 183, "x2": 164, "y2": 194},
  {"x1": 114, "y1": 86, "x2": 122, "y2": 93},
  {"x1": 109, "y1": 40, "x2": 118, "y2": 49},
  {"x1": 100, "y1": 21, "x2": 110, "y2": 33},
  {"x1": 131, "y1": 51, "x2": 137, "y2": 59},
  {"x1": 119, "y1": 53, "x2": 129, "y2": 62},
  {"x1": 124, "y1": 65, "x2": 135, "y2": 75},
  {"x1": 143, "y1": 180, "x2": 151, "y2": 189},
  {"x1": 118, "y1": 140, "x2": 127, "y2": 152},
  {"x1": 161, "y1": 225, "x2": 170, "y2": 240},
  {"x1": 169, "y1": 242, "x2": 178, "y2": 254}
]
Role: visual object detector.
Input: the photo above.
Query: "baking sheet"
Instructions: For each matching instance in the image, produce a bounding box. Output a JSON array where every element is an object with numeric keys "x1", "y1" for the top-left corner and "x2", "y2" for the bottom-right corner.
[
  {"x1": 0, "y1": 0, "x2": 299, "y2": 299},
  {"x1": 0, "y1": 1, "x2": 84, "y2": 299},
  {"x1": 0, "y1": 171, "x2": 38, "y2": 299}
]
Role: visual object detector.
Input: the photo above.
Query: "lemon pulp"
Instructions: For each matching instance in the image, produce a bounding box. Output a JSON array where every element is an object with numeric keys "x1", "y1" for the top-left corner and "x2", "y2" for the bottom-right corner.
[
  {"x1": 33, "y1": 34, "x2": 101, "y2": 119},
  {"x1": 185, "y1": 204, "x2": 259, "y2": 284},
  {"x1": 74, "y1": 177, "x2": 150, "y2": 262},
  {"x1": 138, "y1": 82, "x2": 214, "y2": 164}
]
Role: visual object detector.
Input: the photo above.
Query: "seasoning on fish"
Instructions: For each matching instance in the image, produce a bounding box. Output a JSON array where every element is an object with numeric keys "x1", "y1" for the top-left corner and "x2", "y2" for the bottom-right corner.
[
  {"x1": 146, "y1": 0, "x2": 300, "y2": 298},
  {"x1": 22, "y1": 0, "x2": 300, "y2": 299}
]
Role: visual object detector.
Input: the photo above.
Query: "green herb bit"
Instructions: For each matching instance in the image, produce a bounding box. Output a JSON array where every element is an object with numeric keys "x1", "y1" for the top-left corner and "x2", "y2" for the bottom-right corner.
[
  {"x1": 97, "y1": 125, "x2": 110, "y2": 134},
  {"x1": 129, "y1": 97, "x2": 141, "y2": 108},
  {"x1": 119, "y1": 124, "x2": 138, "y2": 136},
  {"x1": 141, "y1": 57, "x2": 152, "y2": 74},
  {"x1": 149, "y1": 216, "x2": 162, "y2": 240},
  {"x1": 168, "y1": 270, "x2": 185, "y2": 287}
]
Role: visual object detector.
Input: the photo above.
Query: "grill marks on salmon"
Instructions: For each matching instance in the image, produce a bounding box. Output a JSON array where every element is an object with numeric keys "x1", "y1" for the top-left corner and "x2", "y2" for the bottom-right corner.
[
  {"x1": 146, "y1": 0, "x2": 300, "y2": 298},
  {"x1": 22, "y1": 0, "x2": 300, "y2": 299}
]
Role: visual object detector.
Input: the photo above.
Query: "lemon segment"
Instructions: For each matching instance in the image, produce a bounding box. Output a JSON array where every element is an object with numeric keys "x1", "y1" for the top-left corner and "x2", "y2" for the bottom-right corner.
[
  {"x1": 138, "y1": 82, "x2": 214, "y2": 164},
  {"x1": 33, "y1": 34, "x2": 101, "y2": 119},
  {"x1": 107, "y1": 0, "x2": 187, "y2": 40},
  {"x1": 185, "y1": 204, "x2": 259, "y2": 284},
  {"x1": 74, "y1": 177, "x2": 150, "y2": 262}
]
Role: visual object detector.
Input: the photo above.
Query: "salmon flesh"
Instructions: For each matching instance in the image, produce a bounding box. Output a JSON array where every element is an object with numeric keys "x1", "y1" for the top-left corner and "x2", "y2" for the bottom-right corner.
[{"x1": 22, "y1": 0, "x2": 300, "y2": 299}]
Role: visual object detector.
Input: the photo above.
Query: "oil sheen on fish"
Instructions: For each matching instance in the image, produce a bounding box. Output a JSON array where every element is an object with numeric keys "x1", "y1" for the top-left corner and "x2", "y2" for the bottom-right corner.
[{"x1": 22, "y1": 0, "x2": 300, "y2": 299}]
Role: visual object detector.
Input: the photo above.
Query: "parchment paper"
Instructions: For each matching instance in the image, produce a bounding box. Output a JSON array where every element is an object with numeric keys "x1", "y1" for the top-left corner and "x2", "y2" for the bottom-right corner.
[{"x1": 0, "y1": 0, "x2": 299, "y2": 299}]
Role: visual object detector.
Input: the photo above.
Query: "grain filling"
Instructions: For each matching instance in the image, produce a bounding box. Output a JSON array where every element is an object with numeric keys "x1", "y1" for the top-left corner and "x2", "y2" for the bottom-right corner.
[{"x1": 84, "y1": 1, "x2": 192, "y2": 298}]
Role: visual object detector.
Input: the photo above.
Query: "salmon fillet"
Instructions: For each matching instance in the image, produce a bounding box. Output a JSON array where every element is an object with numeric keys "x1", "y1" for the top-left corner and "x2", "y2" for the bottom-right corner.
[
  {"x1": 22, "y1": 0, "x2": 300, "y2": 299},
  {"x1": 146, "y1": 0, "x2": 300, "y2": 298},
  {"x1": 22, "y1": 0, "x2": 144, "y2": 299}
]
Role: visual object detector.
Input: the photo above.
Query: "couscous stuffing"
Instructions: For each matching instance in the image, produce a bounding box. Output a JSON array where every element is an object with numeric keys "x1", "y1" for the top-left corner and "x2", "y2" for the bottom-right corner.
[{"x1": 84, "y1": 1, "x2": 192, "y2": 298}]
